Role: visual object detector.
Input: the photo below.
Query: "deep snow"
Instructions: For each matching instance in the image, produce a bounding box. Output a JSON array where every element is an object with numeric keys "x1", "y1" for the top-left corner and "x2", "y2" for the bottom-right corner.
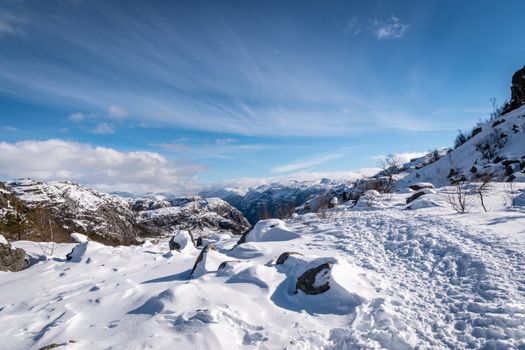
[{"x1": 1, "y1": 183, "x2": 524, "y2": 349}]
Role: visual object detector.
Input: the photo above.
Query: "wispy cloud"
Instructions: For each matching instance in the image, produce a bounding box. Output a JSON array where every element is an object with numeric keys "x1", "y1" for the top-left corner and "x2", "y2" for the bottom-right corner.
[
  {"x1": 1, "y1": 125, "x2": 18, "y2": 132},
  {"x1": 67, "y1": 112, "x2": 87, "y2": 122},
  {"x1": 90, "y1": 123, "x2": 114, "y2": 134},
  {"x1": 215, "y1": 138, "x2": 238, "y2": 145},
  {"x1": 343, "y1": 17, "x2": 361, "y2": 36},
  {"x1": 371, "y1": 15, "x2": 409, "y2": 40},
  {"x1": 0, "y1": 10, "x2": 25, "y2": 38},
  {"x1": 108, "y1": 105, "x2": 128, "y2": 118},
  {"x1": 271, "y1": 147, "x2": 352, "y2": 174},
  {"x1": 371, "y1": 151, "x2": 427, "y2": 164}
]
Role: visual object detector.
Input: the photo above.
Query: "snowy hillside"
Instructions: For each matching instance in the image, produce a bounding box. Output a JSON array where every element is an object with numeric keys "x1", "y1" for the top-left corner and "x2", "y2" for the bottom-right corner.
[
  {"x1": 1, "y1": 183, "x2": 524, "y2": 349},
  {"x1": 6, "y1": 179, "x2": 147, "y2": 244},
  {"x1": 397, "y1": 105, "x2": 525, "y2": 188}
]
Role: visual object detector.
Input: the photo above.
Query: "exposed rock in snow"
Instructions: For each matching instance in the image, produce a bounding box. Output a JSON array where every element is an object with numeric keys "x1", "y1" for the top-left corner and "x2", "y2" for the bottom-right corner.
[
  {"x1": 0, "y1": 237, "x2": 28, "y2": 272},
  {"x1": 295, "y1": 262, "x2": 331, "y2": 295},
  {"x1": 275, "y1": 251, "x2": 303, "y2": 265},
  {"x1": 409, "y1": 182, "x2": 435, "y2": 191},
  {"x1": 190, "y1": 244, "x2": 220, "y2": 278},
  {"x1": 405, "y1": 188, "x2": 435, "y2": 204},
  {"x1": 237, "y1": 219, "x2": 300, "y2": 244},
  {"x1": 66, "y1": 242, "x2": 88, "y2": 263},
  {"x1": 168, "y1": 230, "x2": 195, "y2": 252}
]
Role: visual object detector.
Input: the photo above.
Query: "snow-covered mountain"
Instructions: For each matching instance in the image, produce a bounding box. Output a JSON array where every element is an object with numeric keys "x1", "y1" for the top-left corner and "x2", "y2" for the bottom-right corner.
[
  {"x1": 200, "y1": 178, "x2": 355, "y2": 224},
  {"x1": 132, "y1": 195, "x2": 251, "y2": 238},
  {"x1": 6, "y1": 179, "x2": 151, "y2": 244},
  {"x1": 1, "y1": 179, "x2": 251, "y2": 244}
]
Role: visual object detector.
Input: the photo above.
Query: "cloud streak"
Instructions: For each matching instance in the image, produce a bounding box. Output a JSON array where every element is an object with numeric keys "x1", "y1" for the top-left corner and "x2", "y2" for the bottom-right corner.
[{"x1": 271, "y1": 147, "x2": 352, "y2": 174}]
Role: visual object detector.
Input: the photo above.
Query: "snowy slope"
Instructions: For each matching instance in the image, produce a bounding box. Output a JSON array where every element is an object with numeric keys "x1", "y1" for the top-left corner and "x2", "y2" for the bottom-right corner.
[
  {"x1": 397, "y1": 105, "x2": 525, "y2": 188},
  {"x1": 1, "y1": 184, "x2": 524, "y2": 349}
]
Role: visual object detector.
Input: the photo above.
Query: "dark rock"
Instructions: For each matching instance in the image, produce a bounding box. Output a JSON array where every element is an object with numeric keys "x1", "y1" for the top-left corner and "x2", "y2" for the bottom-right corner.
[
  {"x1": 169, "y1": 231, "x2": 195, "y2": 251},
  {"x1": 296, "y1": 263, "x2": 331, "y2": 295},
  {"x1": 493, "y1": 156, "x2": 506, "y2": 164},
  {"x1": 408, "y1": 183, "x2": 434, "y2": 191},
  {"x1": 406, "y1": 191, "x2": 426, "y2": 204},
  {"x1": 471, "y1": 126, "x2": 482, "y2": 137},
  {"x1": 470, "y1": 166, "x2": 478, "y2": 174},
  {"x1": 492, "y1": 119, "x2": 505, "y2": 127},
  {"x1": 218, "y1": 260, "x2": 240, "y2": 270},
  {"x1": 275, "y1": 252, "x2": 303, "y2": 265},
  {"x1": 190, "y1": 244, "x2": 215, "y2": 278},
  {"x1": 0, "y1": 240, "x2": 28, "y2": 272},
  {"x1": 502, "y1": 159, "x2": 520, "y2": 167},
  {"x1": 503, "y1": 65, "x2": 525, "y2": 114}
]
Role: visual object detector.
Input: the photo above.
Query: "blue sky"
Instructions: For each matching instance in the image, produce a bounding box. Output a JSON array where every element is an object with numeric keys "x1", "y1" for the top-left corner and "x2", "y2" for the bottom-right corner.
[{"x1": 0, "y1": 0, "x2": 524, "y2": 193}]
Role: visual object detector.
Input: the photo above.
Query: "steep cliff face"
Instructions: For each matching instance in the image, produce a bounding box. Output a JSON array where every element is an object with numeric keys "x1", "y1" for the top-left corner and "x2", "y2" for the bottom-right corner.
[{"x1": 503, "y1": 65, "x2": 525, "y2": 114}]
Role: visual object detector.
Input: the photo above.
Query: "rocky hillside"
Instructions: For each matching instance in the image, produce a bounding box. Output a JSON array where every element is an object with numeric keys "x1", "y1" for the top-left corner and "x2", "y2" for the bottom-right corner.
[
  {"x1": 0, "y1": 180, "x2": 251, "y2": 244},
  {"x1": 132, "y1": 195, "x2": 251, "y2": 238}
]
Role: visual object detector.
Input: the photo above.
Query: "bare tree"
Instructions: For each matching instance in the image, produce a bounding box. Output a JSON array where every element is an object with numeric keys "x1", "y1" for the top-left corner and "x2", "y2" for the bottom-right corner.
[
  {"x1": 378, "y1": 154, "x2": 401, "y2": 193},
  {"x1": 476, "y1": 174, "x2": 493, "y2": 212},
  {"x1": 505, "y1": 181, "x2": 519, "y2": 208},
  {"x1": 446, "y1": 181, "x2": 474, "y2": 213}
]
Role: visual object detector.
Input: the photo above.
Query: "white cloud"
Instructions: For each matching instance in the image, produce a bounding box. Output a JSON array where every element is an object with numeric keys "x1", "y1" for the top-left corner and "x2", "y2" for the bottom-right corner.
[
  {"x1": 108, "y1": 105, "x2": 128, "y2": 118},
  {"x1": 371, "y1": 15, "x2": 409, "y2": 40},
  {"x1": 91, "y1": 123, "x2": 114, "y2": 134},
  {"x1": 271, "y1": 147, "x2": 352, "y2": 174},
  {"x1": 202, "y1": 167, "x2": 380, "y2": 191},
  {"x1": 67, "y1": 112, "x2": 87, "y2": 122},
  {"x1": 1, "y1": 125, "x2": 17, "y2": 132},
  {"x1": 0, "y1": 139, "x2": 204, "y2": 194}
]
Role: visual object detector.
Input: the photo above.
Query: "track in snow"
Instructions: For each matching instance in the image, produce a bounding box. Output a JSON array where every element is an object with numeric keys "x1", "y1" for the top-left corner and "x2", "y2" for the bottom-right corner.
[{"x1": 289, "y1": 208, "x2": 525, "y2": 349}]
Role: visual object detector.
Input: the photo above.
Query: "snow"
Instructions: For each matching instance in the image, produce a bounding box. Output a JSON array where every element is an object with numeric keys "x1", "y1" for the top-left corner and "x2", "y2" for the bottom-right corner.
[
  {"x1": 243, "y1": 219, "x2": 301, "y2": 242},
  {"x1": 0, "y1": 234, "x2": 8, "y2": 245},
  {"x1": 70, "y1": 233, "x2": 88, "y2": 244},
  {"x1": 1, "y1": 184, "x2": 525, "y2": 349}
]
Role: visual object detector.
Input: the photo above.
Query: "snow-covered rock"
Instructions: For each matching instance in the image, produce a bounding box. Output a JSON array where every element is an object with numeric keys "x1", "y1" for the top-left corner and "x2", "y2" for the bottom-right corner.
[
  {"x1": 239, "y1": 219, "x2": 300, "y2": 243},
  {"x1": 168, "y1": 230, "x2": 195, "y2": 252}
]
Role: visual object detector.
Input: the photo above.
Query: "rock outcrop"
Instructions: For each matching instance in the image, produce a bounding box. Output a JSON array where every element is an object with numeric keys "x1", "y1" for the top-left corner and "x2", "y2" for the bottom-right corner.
[
  {"x1": 504, "y1": 65, "x2": 525, "y2": 114},
  {"x1": 0, "y1": 235, "x2": 28, "y2": 272}
]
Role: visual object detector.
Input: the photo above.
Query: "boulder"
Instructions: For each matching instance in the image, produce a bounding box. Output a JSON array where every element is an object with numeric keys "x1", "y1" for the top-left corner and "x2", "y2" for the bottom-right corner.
[
  {"x1": 168, "y1": 230, "x2": 195, "y2": 252},
  {"x1": 406, "y1": 188, "x2": 435, "y2": 205},
  {"x1": 0, "y1": 235, "x2": 28, "y2": 272},
  {"x1": 66, "y1": 242, "x2": 88, "y2": 262},
  {"x1": 190, "y1": 244, "x2": 216, "y2": 278},
  {"x1": 295, "y1": 263, "x2": 332, "y2": 295},
  {"x1": 276, "y1": 251, "x2": 303, "y2": 265},
  {"x1": 408, "y1": 182, "x2": 434, "y2": 191},
  {"x1": 237, "y1": 219, "x2": 300, "y2": 244}
]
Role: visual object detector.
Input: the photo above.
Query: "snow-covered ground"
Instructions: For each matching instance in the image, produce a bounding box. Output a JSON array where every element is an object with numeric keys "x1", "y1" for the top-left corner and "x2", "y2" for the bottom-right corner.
[{"x1": 1, "y1": 184, "x2": 525, "y2": 349}]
